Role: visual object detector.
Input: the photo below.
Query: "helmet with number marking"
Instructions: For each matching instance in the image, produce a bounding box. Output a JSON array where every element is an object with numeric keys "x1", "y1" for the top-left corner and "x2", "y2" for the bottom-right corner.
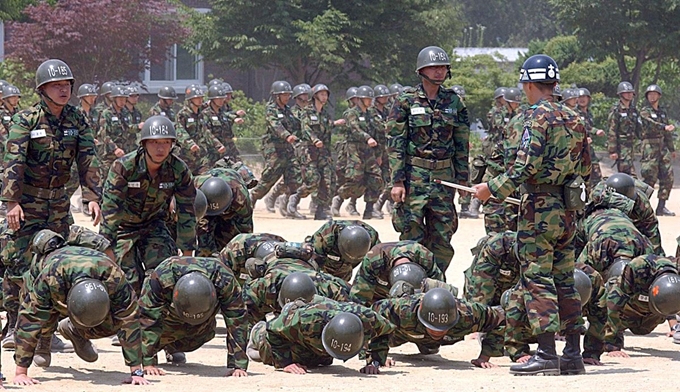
[
  {"x1": 185, "y1": 86, "x2": 204, "y2": 100},
  {"x1": 158, "y1": 86, "x2": 178, "y2": 100},
  {"x1": 649, "y1": 273, "x2": 680, "y2": 316},
  {"x1": 193, "y1": 189, "x2": 208, "y2": 220},
  {"x1": 100, "y1": 81, "x2": 116, "y2": 96},
  {"x1": 519, "y1": 54, "x2": 560, "y2": 83},
  {"x1": 605, "y1": 173, "x2": 636, "y2": 200},
  {"x1": 494, "y1": 87, "x2": 508, "y2": 99},
  {"x1": 76, "y1": 83, "x2": 97, "y2": 98},
  {"x1": 562, "y1": 88, "x2": 578, "y2": 101},
  {"x1": 389, "y1": 83, "x2": 403, "y2": 96},
  {"x1": 617, "y1": 81, "x2": 634, "y2": 95},
  {"x1": 35, "y1": 59, "x2": 75, "y2": 89},
  {"x1": 417, "y1": 288, "x2": 459, "y2": 331},
  {"x1": 452, "y1": 85, "x2": 466, "y2": 97},
  {"x1": 277, "y1": 272, "x2": 317, "y2": 308},
  {"x1": 373, "y1": 84, "x2": 390, "y2": 98},
  {"x1": 31, "y1": 229, "x2": 65, "y2": 256},
  {"x1": 356, "y1": 85, "x2": 374, "y2": 99},
  {"x1": 345, "y1": 87, "x2": 358, "y2": 101},
  {"x1": 209, "y1": 78, "x2": 223, "y2": 87},
  {"x1": 415, "y1": 46, "x2": 451, "y2": 72},
  {"x1": 574, "y1": 268, "x2": 592, "y2": 306},
  {"x1": 140, "y1": 115, "x2": 177, "y2": 141},
  {"x1": 109, "y1": 85, "x2": 129, "y2": 98},
  {"x1": 68, "y1": 278, "x2": 111, "y2": 328},
  {"x1": 645, "y1": 84, "x2": 662, "y2": 96},
  {"x1": 292, "y1": 84, "x2": 311, "y2": 99},
  {"x1": 2, "y1": 85, "x2": 21, "y2": 99},
  {"x1": 578, "y1": 87, "x2": 591, "y2": 97},
  {"x1": 322, "y1": 312, "x2": 364, "y2": 360},
  {"x1": 173, "y1": 272, "x2": 217, "y2": 325},
  {"x1": 207, "y1": 85, "x2": 227, "y2": 100},
  {"x1": 270, "y1": 81, "x2": 293, "y2": 95},
  {"x1": 389, "y1": 261, "x2": 426, "y2": 287},
  {"x1": 200, "y1": 175, "x2": 233, "y2": 216},
  {"x1": 221, "y1": 82, "x2": 234, "y2": 94},
  {"x1": 504, "y1": 87, "x2": 522, "y2": 103},
  {"x1": 552, "y1": 84, "x2": 563, "y2": 98}
]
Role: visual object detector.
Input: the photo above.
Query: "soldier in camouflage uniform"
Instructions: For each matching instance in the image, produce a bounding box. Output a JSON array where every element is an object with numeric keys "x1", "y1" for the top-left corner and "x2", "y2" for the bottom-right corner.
[
  {"x1": 217, "y1": 82, "x2": 247, "y2": 157},
  {"x1": 94, "y1": 81, "x2": 115, "y2": 115},
  {"x1": 1, "y1": 60, "x2": 102, "y2": 350},
  {"x1": 194, "y1": 167, "x2": 253, "y2": 257},
  {"x1": 175, "y1": 86, "x2": 226, "y2": 175},
  {"x1": 203, "y1": 85, "x2": 236, "y2": 156},
  {"x1": 76, "y1": 84, "x2": 99, "y2": 126},
  {"x1": 149, "y1": 86, "x2": 178, "y2": 122},
  {"x1": 371, "y1": 84, "x2": 393, "y2": 219},
  {"x1": 249, "y1": 81, "x2": 302, "y2": 213},
  {"x1": 124, "y1": 85, "x2": 143, "y2": 134},
  {"x1": 100, "y1": 116, "x2": 196, "y2": 294},
  {"x1": 333, "y1": 85, "x2": 383, "y2": 220},
  {"x1": 0, "y1": 85, "x2": 21, "y2": 171},
  {"x1": 264, "y1": 297, "x2": 396, "y2": 374},
  {"x1": 138, "y1": 256, "x2": 249, "y2": 376},
  {"x1": 219, "y1": 233, "x2": 286, "y2": 285},
  {"x1": 474, "y1": 54, "x2": 590, "y2": 375},
  {"x1": 97, "y1": 86, "x2": 135, "y2": 179},
  {"x1": 371, "y1": 290, "x2": 505, "y2": 368},
  {"x1": 387, "y1": 46, "x2": 469, "y2": 272},
  {"x1": 13, "y1": 238, "x2": 146, "y2": 385},
  {"x1": 484, "y1": 87, "x2": 508, "y2": 154},
  {"x1": 577, "y1": 88, "x2": 604, "y2": 186},
  {"x1": 306, "y1": 220, "x2": 380, "y2": 282},
  {"x1": 639, "y1": 84, "x2": 676, "y2": 216},
  {"x1": 330, "y1": 87, "x2": 356, "y2": 217},
  {"x1": 607, "y1": 81, "x2": 642, "y2": 177},
  {"x1": 351, "y1": 241, "x2": 444, "y2": 306}
]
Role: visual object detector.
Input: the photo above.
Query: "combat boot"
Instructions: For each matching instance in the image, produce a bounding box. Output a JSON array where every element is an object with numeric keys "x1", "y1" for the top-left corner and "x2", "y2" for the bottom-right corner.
[
  {"x1": 1, "y1": 313, "x2": 17, "y2": 350},
  {"x1": 263, "y1": 192, "x2": 277, "y2": 213},
  {"x1": 57, "y1": 318, "x2": 98, "y2": 362},
  {"x1": 560, "y1": 333, "x2": 585, "y2": 375},
  {"x1": 373, "y1": 194, "x2": 388, "y2": 219},
  {"x1": 459, "y1": 204, "x2": 478, "y2": 219},
  {"x1": 362, "y1": 202, "x2": 375, "y2": 220},
  {"x1": 314, "y1": 205, "x2": 332, "y2": 220},
  {"x1": 309, "y1": 199, "x2": 318, "y2": 215},
  {"x1": 470, "y1": 198, "x2": 483, "y2": 214},
  {"x1": 287, "y1": 193, "x2": 307, "y2": 220},
  {"x1": 277, "y1": 194, "x2": 290, "y2": 218},
  {"x1": 111, "y1": 335, "x2": 121, "y2": 346},
  {"x1": 331, "y1": 196, "x2": 344, "y2": 217},
  {"x1": 509, "y1": 332, "x2": 560, "y2": 376},
  {"x1": 51, "y1": 333, "x2": 74, "y2": 353},
  {"x1": 656, "y1": 200, "x2": 676, "y2": 216},
  {"x1": 33, "y1": 335, "x2": 52, "y2": 368},
  {"x1": 385, "y1": 199, "x2": 394, "y2": 214},
  {"x1": 346, "y1": 197, "x2": 360, "y2": 216}
]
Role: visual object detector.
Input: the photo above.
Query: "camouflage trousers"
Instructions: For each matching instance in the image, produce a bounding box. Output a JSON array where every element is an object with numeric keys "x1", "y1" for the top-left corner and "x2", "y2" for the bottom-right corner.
[
  {"x1": 334, "y1": 141, "x2": 348, "y2": 191},
  {"x1": 588, "y1": 144, "x2": 603, "y2": 187},
  {"x1": 294, "y1": 142, "x2": 321, "y2": 199},
  {"x1": 320, "y1": 259, "x2": 357, "y2": 283},
  {"x1": 147, "y1": 317, "x2": 217, "y2": 364},
  {"x1": 640, "y1": 140, "x2": 674, "y2": 200},
  {"x1": 196, "y1": 216, "x2": 253, "y2": 257},
  {"x1": 516, "y1": 194, "x2": 583, "y2": 335},
  {"x1": 482, "y1": 200, "x2": 506, "y2": 235},
  {"x1": 248, "y1": 320, "x2": 333, "y2": 368},
  {"x1": 312, "y1": 155, "x2": 334, "y2": 208},
  {"x1": 250, "y1": 144, "x2": 300, "y2": 200},
  {"x1": 65, "y1": 162, "x2": 80, "y2": 202},
  {"x1": 336, "y1": 143, "x2": 383, "y2": 202},
  {"x1": 614, "y1": 144, "x2": 637, "y2": 177},
  {"x1": 0, "y1": 195, "x2": 71, "y2": 318},
  {"x1": 113, "y1": 219, "x2": 178, "y2": 294},
  {"x1": 378, "y1": 152, "x2": 391, "y2": 201},
  {"x1": 222, "y1": 140, "x2": 241, "y2": 159},
  {"x1": 504, "y1": 200, "x2": 519, "y2": 232}
]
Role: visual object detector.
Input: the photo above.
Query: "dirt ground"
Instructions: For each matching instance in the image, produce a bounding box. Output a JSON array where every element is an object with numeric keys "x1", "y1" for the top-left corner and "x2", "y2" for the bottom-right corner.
[{"x1": 3, "y1": 155, "x2": 679, "y2": 391}]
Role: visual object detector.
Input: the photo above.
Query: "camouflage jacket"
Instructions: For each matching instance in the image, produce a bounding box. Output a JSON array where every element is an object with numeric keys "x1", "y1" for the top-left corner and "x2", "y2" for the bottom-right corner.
[
  {"x1": 266, "y1": 297, "x2": 396, "y2": 369},
  {"x1": 0, "y1": 104, "x2": 18, "y2": 159},
  {"x1": 202, "y1": 102, "x2": 234, "y2": 147},
  {"x1": 578, "y1": 262, "x2": 608, "y2": 360},
  {"x1": 342, "y1": 106, "x2": 379, "y2": 154},
  {"x1": 194, "y1": 167, "x2": 253, "y2": 228},
  {"x1": 299, "y1": 104, "x2": 333, "y2": 152},
  {"x1": 126, "y1": 105, "x2": 143, "y2": 130},
  {"x1": 488, "y1": 98, "x2": 590, "y2": 199},
  {"x1": 149, "y1": 102, "x2": 177, "y2": 123},
  {"x1": 1, "y1": 100, "x2": 101, "y2": 204},
  {"x1": 502, "y1": 109, "x2": 529, "y2": 171},
  {"x1": 577, "y1": 106, "x2": 596, "y2": 136},
  {"x1": 219, "y1": 233, "x2": 286, "y2": 284},
  {"x1": 607, "y1": 101, "x2": 642, "y2": 154},
  {"x1": 263, "y1": 101, "x2": 300, "y2": 148},
  {"x1": 350, "y1": 241, "x2": 445, "y2": 306},
  {"x1": 639, "y1": 103, "x2": 675, "y2": 151},
  {"x1": 486, "y1": 104, "x2": 508, "y2": 146},
  {"x1": 606, "y1": 254, "x2": 677, "y2": 337},
  {"x1": 138, "y1": 256, "x2": 249, "y2": 370},
  {"x1": 370, "y1": 294, "x2": 505, "y2": 364},
  {"x1": 306, "y1": 220, "x2": 380, "y2": 279},
  {"x1": 76, "y1": 104, "x2": 100, "y2": 131},
  {"x1": 16, "y1": 246, "x2": 140, "y2": 368},
  {"x1": 97, "y1": 106, "x2": 135, "y2": 164},
  {"x1": 463, "y1": 231, "x2": 520, "y2": 305},
  {"x1": 176, "y1": 105, "x2": 224, "y2": 171},
  {"x1": 387, "y1": 84, "x2": 470, "y2": 185},
  {"x1": 100, "y1": 149, "x2": 196, "y2": 251}
]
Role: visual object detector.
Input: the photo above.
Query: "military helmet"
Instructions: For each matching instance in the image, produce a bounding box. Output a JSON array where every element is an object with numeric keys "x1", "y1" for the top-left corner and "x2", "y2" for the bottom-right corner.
[
  {"x1": 389, "y1": 262, "x2": 426, "y2": 287},
  {"x1": 158, "y1": 86, "x2": 178, "y2": 100},
  {"x1": 605, "y1": 257, "x2": 631, "y2": 281},
  {"x1": 562, "y1": 88, "x2": 578, "y2": 101},
  {"x1": 126, "y1": 85, "x2": 140, "y2": 96},
  {"x1": 67, "y1": 279, "x2": 111, "y2": 328},
  {"x1": 504, "y1": 87, "x2": 522, "y2": 103},
  {"x1": 221, "y1": 82, "x2": 234, "y2": 94},
  {"x1": 552, "y1": 84, "x2": 563, "y2": 98},
  {"x1": 649, "y1": 273, "x2": 680, "y2": 316},
  {"x1": 109, "y1": 85, "x2": 129, "y2": 98},
  {"x1": 31, "y1": 229, "x2": 66, "y2": 255},
  {"x1": 645, "y1": 84, "x2": 662, "y2": 96},
  {"x1": 100, "y1": 81, "x2": 116, "y2": 96},
  {"x1": 452, "y1": 85, "x2": 466, "y2": 97},
  {"x1": 185, "y1": 86, "x2": 204, "y2": 100},
  {"x1": 322, "y1": 312, "x2": 364, "y2": 360},
  {"x1": 277, "y1": 272, "x2": 317, "y2": 308},
  {"x1": 578, "y1": 87, "x2": 591, "y2": 97},
  {"x1": 292, "y1": 84, "x2": 310, "y2": 99},
  {"x1": 415, "y1": 46, "x2": 451, "y2": 72},
  {"x1": 617, "y1": 81, "x2": 635, "y2": 95},
  {"x1": 493, "y1": 87, "x2": 507, "y2": 99},
  {"x1": 373, "y1": 84, "x2": 390, "y2": 98},
  {"x1": 173, "y1": 272, "x2": 217, "y2": 325},
  {"x1": 35, "y1": 59, "x2": 75, "y2": 89},
  {"x1": 356, "y1": 85, "x2": 374, "y2": 99},
  {"x1": 605, "y1": 173, "x2": 636, "y2": 200},
  {"x1": 2, "y1": 85, "x2": 21, "y2": 99},
  {"x1": 254, "y1": 241, "x2": 280, "y2": 260},
  {"x1": 337, "y1": 225, "x2": 371, "y2": 263},
  {"x1": 345, "y1": 86, "x2": 358, "y2": 101},
  {"x1": 312, "y1": 84, "x2": 330, "y2": 97},
  {"x1": 200, "y1": 175, "x2": 233, "y2": 216},
  {"x1": 574, "y1": 268, "x2": 592, "y2": 306},
  {"x1": 208, "y1": 78, "x2": 223, "y2": 87},
  {"x1": 76, "y1": 83, "x2": 97, "y2": 98},
  {"x1": 389, "y1": 83, "x2": 403, "y2": 95},
  {"x1": 0, "y1": 80, "x2": 8, "y2": 90},
  {"x1": 470, "y1": 234, "x2": 491, "y2": 257},
  {"x1": 417, "y1": 288, "x2": 459, "y2": 331},
  {"x1": 207, "y1": 85, "x2": 227, "y2": 100},
  {"x1": 270, "y1": 81, "x2": 293, "y2": 95},
  {"x1": 194, "y1": 189, "x2": 208, "y2": 220},
  {"x1": 519, "y1": 54, "x2": 560, "y2": 83},
  {"x1": 140, "y1": 115, "x2": 177, "y2": 142}
]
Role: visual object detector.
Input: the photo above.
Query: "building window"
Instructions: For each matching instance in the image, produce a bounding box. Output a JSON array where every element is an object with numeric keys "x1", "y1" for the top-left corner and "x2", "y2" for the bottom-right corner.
[{"x1": 144, "y1": 43, "x2": 203, "y2": 94}]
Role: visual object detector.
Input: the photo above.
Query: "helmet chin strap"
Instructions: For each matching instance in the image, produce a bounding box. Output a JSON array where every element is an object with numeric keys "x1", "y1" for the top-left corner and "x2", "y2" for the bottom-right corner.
[
  {"x1": 39, "y1": 89, "x2": 68, "y2": 108},
  {"x1": 418, "y1": 69, "x2": 451, "y2": 86},
  {"x1": 143, "y1": 144, "x2": 173, "y2": 166}
]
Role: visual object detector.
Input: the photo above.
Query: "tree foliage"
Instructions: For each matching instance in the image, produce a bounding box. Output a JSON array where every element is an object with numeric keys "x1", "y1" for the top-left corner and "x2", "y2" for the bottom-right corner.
[
  {"x1": 6, "y1": 0, "x2": 189, "y2": 84},
  {"x1": 0, "y1": 0, "x2": 34, "y2": 21}
]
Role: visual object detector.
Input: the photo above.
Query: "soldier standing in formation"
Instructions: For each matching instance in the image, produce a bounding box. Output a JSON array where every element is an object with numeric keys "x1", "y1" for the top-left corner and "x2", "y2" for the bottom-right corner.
[{"x1": 607, "y1": 81, "x2": 642, "y2": 176}]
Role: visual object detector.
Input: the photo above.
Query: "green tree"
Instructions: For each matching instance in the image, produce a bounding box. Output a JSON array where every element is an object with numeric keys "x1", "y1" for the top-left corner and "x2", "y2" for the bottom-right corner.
[{"x1": 0, "y1": 0, "x2": 33, "y2": 21}]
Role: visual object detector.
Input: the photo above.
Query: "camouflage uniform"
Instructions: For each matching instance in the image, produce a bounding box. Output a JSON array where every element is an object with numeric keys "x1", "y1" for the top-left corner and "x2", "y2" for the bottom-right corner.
[
  {"x1": 387, "y1": 85, "x2": 470, "y2": 271},
  {"x1": 500, "y1": 110, "x2": 528, "y2": 232},
  {"x1": 299, "y1": 103, "x2": 335, "y2": 208},
  {"x1": 214, "y1": 103, "x2": 241, "y2": 158},
  {"x1": 249, "y1": 101, "x2": 301, "y2": 200},
  {"x1": 139, "y1": 256, "x2": 249, "y2": 370},
  {"x1": 289, "y1": 103, "x2": 321, "y2": 201},
  {"x1": 175, "y1": 104, "x2": 225, "y2": 175},
  {"x1": 639, "y1": 101, "x2": 674, "y2": 201},
  {"x1": 577, "y1": 106, "x2": 603, "y2": 186},
  {"x1": 265, "y1": 297, "x2": 396, "y2": 369},
  {"x1": 0, "y1": 103, "x2": 18, "y2": 157},
  {"x1": 463, "y1": 231, "x2": 520, "y2": 305},
  {"x1": 194, "y1": 167, "x2": 253, "y2": 257},
  {"x1": 370, "y1": 105, "x2": 391, "y2": 209},
  {"x1": 607, "y1": 101, "x2": 642, "y2": 176},
  {"x1": 100, "y1": 148, "x2": 196, "y2": 293},
  {"x1": 350, "y1": 241, "x2": 445, "y2": 306},
  {"x1": 97, "y1": 105, "x2": 135, "y2": 177},
  {"x1": 486, "y1": 97, "x2": 590, "y2": 336},
  {"x1": 370, "y1": 294, "x2": 505, "y2": 364},
  {"x1": 15, "y1": 246, "x2": 141, "y2": 369},
  {"x1": 219, "y1": 233, "x2": 286, "y2": 285},
  {"x1": 306, "y1": 220, "x2": 380, "y2": 282},
  {"x1": 149, "y1": 102, "x2": 177, "y2": 122},
  {"x1": 0, "y1": 100, "x2": 100, "y2": 333},
  {"x1": 203, "y1": 102, "x2": 238, "y2": 162}
]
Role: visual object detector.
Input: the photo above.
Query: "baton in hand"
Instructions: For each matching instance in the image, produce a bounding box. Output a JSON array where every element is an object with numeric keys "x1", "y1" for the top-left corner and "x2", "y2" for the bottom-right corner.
[{"x1": 433, "y1": 179, "x2": 521, "y2": 206}]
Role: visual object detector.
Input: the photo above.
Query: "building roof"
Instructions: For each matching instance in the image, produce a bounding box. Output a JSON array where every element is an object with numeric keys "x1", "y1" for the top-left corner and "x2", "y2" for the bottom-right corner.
[{"x1": 452, "y1": 47, "x2": 528, "y2": 62}]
